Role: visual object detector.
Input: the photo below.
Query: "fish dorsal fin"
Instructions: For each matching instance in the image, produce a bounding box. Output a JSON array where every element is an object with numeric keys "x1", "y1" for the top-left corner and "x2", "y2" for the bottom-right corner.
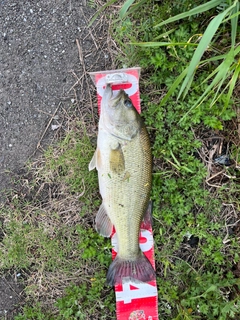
[
  {"x1": 109, "y1": 143, "x2": 125, "y2": 173},
  {"x1": 95, "y1": 203, "x2": 113, "y2": 237}
]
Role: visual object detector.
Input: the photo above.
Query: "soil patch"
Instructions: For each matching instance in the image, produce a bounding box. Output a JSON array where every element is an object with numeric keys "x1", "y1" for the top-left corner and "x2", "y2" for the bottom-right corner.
[{"x1": 0, "y1": 275, "x2": 24, "y2": 319}]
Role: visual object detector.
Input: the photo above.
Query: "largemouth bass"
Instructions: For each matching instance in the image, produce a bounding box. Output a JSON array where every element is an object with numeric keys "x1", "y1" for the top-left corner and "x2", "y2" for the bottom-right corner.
[{"x1": 89, "y1": 84, "x2": 155, "y2": 286}]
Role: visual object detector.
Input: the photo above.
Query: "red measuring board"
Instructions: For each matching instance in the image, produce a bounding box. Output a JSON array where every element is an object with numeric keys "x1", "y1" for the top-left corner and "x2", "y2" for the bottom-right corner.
[{"x1": 89, "y1": 68, "x2": 158, "y2": 320}]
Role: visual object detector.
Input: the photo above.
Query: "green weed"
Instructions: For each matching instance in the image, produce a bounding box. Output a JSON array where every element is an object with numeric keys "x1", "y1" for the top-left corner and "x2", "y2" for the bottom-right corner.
[
  {"x1": 112, "y1": 0, "x2": 240, "y2": 319},
  {"x1": 14, "y1": 303, "x2": 53, "y2": 320},
  {"x1": 55, "y1": 273, "x2": 115, "y2": 319},
  {"x1": 0, "y1": 120, "x2": 115, "y2": 319}
]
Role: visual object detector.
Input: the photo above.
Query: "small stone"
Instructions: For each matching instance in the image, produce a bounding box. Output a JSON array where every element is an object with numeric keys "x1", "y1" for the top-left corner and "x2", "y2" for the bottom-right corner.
[{"x1": 51, "y1": 124, "x2": 60, "y2": 131}]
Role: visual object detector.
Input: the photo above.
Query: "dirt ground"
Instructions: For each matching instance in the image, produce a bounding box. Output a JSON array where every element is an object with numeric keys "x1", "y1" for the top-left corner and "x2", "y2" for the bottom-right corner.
[{"x1": 0, "y1": 0, "x2": 113, "y2": 317}]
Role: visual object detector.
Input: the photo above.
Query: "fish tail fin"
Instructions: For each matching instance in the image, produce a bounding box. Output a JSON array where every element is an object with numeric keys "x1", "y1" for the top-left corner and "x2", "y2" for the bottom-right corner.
[{"x1": 106, "y1": 254, "x2": 155, "y2": 286}]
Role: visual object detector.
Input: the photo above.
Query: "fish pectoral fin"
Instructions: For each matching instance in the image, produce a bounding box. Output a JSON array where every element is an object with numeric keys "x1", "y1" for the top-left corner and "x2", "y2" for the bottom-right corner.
[
  {"x1": 89, "y1": 148, "x2": 102, "y2": 171},
  {"x1": 89, "y1": 150, "x2": 97, "y2": 171},
  {"x1": 95, "y1": 203, "x2": 113, "y2": 237},
  {"x1": 109, "y1": 143, "x2": 125, "y2": 173}
]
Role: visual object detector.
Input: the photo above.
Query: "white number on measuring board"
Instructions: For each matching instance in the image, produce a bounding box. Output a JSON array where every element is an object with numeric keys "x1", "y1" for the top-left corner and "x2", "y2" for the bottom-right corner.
[
  {"x1": 140, "y1": 229, "x2": 153, "y2": 252},
  {"x1": 116, "y1": 278, "x2": 157, "y2": 304}
]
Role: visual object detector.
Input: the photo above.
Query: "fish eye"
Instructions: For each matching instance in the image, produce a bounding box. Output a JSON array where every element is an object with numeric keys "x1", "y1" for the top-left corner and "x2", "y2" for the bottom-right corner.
[{"x1": 124, "y1": 99, "x2": 132, "y2": 108}]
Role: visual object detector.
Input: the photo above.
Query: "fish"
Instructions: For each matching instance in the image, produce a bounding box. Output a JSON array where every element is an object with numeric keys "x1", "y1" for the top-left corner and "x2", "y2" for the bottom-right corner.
[{"x1": 89, "y1": 84, "x2": 155, "y2": 286}]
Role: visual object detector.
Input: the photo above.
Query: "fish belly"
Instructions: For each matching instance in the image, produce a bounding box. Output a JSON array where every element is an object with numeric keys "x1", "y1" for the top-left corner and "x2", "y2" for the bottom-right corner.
[{"x1": 97, "y1": 125, "x2": 152, "y2": 259}]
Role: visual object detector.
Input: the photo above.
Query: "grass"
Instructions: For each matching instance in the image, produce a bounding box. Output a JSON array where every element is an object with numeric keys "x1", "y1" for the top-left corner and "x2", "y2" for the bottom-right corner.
[
  {"x1": 0, "y1": 0, "x2": 240, "y2": 319},
  {"x1": 0, "y1": 119, "x2": 115, "y2": 319},
  {"x1": 112, "y1": 0, "x2": 240, "y2": 318}
]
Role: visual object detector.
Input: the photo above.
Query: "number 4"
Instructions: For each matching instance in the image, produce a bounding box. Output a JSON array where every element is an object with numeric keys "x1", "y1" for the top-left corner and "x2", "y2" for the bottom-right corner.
[{"x1": 116, "y1": 277, "x2": 157, "y2": 304}]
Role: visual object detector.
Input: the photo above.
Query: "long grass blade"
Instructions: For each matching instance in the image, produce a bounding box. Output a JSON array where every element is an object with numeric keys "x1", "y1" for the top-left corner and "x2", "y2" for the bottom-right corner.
[
  {"x1": 200, "y1": 63, "x2": 224, "y2": 86},
  {"x1": 154, "y1": 0, "x2": 222, "y2": 28},
  {"x1": 180, "y1": 49, "x2": 235, "y2": 121},
  {"x1": 234, "y1": 45, "x2": 240, "y2": 56},
  {"x1": 222, "y1": 63, "x2": 240, "y2": 113},
  {"x1": 178, "y1": 4, "x2": 236, "y2": 99},
  {"x1": 200, "y1": 53, "x2": 229, "y2": 64},
  {"x1": 160, "y1": 68, "x2": 188, "y2": 106},
  {"x1": 125, "y1": 0, "x2": 147, "y2": 17},
  {"x1": 209, "y1": 71, "x2": 230, "y2": 108},
  {"x1": 224, "y1": 10, "x2": 240, "y2": 22},
  {"x1": 230, "y1": 0, "x2": 239, "y2": 47},
  {"x1": 200, "y1": 44, "x2": 240, "y2": 65},
  {"x1": 180, "y1": 88, "x2": 214, "y2": 123},
  {"x1": 131, "y1": 41, "x2": 197, "y2": 47},
  {"x1": 153, "y1": 29, "x2": 176, "y2": 41},
  {"x1": 119, "y1": 0, "x2": 136, "y2": 18}
]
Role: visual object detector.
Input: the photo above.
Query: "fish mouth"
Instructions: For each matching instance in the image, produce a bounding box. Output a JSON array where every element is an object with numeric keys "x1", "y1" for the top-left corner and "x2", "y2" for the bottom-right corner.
[{"x1": 110, "y1": 89, "x2": 127, "y2": 106}]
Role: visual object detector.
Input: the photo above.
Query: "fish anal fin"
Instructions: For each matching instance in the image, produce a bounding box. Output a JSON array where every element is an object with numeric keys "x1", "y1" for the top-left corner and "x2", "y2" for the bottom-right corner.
[
  {"x1": 109, "y1": 143, "x2": 125, "y2": 173},
  {"x1": 95, "y1": 203, "x2": 113, "y2": 237}
]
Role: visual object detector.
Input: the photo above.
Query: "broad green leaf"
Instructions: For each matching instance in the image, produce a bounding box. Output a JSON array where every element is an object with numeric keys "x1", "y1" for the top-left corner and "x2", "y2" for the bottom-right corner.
[
  {"x1": 178, "y1": 4, "x2": 236, "y2": 99},
  {"x1": 119, "y1": 0, "x2": 136, "y2": 18},
  {"x1": 154, "y1": 0, "x2": 222, "y2": 28}
]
